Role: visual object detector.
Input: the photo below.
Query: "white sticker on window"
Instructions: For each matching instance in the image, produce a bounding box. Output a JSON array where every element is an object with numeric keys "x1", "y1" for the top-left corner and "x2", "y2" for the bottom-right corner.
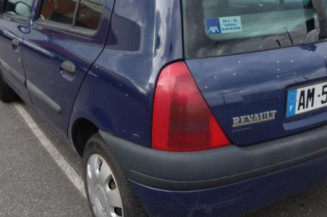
[
  {"x1": 219, "y1": 16, "x2": 243, "y2": 33},
  {"x1": 206, "y1": 16, "x2": 243, "y2": 35}
]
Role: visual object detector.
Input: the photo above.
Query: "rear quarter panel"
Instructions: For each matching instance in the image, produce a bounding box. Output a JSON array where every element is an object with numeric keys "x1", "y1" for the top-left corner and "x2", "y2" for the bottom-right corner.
[{"x1": 68, "y1": 0, "x2": 183, "y2": 147}]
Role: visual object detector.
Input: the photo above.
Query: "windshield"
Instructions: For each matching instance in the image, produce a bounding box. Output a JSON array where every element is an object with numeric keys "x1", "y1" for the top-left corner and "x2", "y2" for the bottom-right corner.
[{"x1": 182, "y1": 0, "x2": 325, "y2": 58}]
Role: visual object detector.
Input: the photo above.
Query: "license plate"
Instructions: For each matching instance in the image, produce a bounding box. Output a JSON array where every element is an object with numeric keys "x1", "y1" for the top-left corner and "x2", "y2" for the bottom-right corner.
[{"x1": 286, "y1": 81, "x2": 327, "y2": 117}]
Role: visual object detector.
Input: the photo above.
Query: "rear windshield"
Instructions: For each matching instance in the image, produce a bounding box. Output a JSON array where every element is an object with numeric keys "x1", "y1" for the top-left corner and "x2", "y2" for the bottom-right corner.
[{"x1": 182, "y1": 0, "x2": 324, "y2": 58}]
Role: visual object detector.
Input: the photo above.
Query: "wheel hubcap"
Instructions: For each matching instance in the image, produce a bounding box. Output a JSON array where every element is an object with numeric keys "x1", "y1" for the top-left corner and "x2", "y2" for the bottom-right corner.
[{"x1": 87, "y1": 154, "x2": 124, "y2": 217}]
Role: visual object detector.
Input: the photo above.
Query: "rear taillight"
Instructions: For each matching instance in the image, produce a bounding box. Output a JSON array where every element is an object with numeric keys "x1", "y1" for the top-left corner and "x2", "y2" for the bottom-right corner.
[{"x1": 152, "y1": 61, "x2": 230, "y2": 152}]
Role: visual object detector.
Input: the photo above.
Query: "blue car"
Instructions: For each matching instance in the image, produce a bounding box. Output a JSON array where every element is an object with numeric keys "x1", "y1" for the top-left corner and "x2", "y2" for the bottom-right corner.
[{"x1": 1, "y1": 0, "x2": 327, "y2": 216}]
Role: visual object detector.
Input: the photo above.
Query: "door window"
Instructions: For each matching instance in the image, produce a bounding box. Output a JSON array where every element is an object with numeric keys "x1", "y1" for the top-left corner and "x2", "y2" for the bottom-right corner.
[
  {"x1": 38, "y1": 0, "x2": 104, "y2": 30},
  {"x1": 39, "y1": 0, "x2": 77, "y2": 25},
  {"x1": 76, "y1": 0, "x2": 104, "y2": 30}
]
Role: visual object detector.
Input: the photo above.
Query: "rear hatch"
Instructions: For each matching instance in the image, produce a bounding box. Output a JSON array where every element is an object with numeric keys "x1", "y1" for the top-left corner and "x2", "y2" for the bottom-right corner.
[{"x1": 182, "y1": 0, "x2": 327, "y2": 146}]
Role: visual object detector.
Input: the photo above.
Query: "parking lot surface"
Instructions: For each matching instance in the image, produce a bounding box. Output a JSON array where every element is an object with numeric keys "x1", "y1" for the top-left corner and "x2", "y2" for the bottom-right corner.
[
  {"x1": 0, "y1": 101, "x2": 90, "y2": 217},
  {"x1": 0, "y1": 101, "x2": 327, "y2": 217}
]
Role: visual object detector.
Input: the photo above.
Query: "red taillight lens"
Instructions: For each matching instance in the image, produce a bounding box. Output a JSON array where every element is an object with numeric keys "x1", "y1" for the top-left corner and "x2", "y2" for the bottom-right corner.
[{"x1": 152, "y1": 61, "x2": 230, "y2": 152}]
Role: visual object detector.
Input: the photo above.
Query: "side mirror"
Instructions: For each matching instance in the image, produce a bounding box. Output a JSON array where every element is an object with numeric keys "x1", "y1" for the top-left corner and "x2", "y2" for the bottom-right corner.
[{"x1": 15, "y1": 2, "x2": 30, "y2": 17}]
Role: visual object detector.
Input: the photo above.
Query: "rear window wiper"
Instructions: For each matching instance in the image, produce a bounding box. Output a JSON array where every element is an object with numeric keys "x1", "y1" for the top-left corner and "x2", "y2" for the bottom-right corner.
[{"x1": 313, "y1": 0, "x2": 327, "y2": 39}]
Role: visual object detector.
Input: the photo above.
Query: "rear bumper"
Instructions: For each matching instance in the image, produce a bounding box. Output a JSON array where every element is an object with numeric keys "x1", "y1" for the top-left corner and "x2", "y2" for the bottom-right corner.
[
  {"x1": 131, "y1": 154, "x2": 327, "y2": 217},
  {"x1": 99, "y1": 125, "x2": 327, "y2": 191},
  {"x1": 99, "y1": 125, "x2": 327, "y2": 216}
]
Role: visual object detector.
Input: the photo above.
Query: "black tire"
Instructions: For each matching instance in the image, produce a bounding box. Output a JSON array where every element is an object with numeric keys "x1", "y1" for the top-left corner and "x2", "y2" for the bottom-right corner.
[
  {"x1": 0, "y1": 74, "x2": 18, "y2": 102},
  {"x1": 83, "y1": 133, "x2": 148, "y2": 217}
]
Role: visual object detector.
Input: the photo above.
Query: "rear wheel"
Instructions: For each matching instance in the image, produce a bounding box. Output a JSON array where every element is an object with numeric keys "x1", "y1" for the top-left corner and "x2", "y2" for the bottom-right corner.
[
  {"x1": 83, "y1": 134, "x2": 147, "y2": 217},
  {"x1": 0, "y1": 74, "x2": 18, "y2": 102}
]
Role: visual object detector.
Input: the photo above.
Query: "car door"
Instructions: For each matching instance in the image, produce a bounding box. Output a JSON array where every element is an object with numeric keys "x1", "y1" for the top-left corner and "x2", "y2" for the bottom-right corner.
[
  {"x1": 0, "y1": 0, "x2": 33, "y2": 103},
  {"x1": 22, "y1": 0, "x2": 113, "y2": 137}
]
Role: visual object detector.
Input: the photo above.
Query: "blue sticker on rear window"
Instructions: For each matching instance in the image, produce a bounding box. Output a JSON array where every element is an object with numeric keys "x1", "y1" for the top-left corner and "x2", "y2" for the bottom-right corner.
[
  {"x1": 206, "y1": 18, "x2": 221, "y2": 35},
  {"x1": 206, "y1": 16, "x2": 243, "y2": 35}
]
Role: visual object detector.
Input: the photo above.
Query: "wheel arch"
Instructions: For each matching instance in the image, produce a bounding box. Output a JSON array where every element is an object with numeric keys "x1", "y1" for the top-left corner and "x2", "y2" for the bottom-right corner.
[{"x1": 71, "y1": 118, "x2": 99, "y2": 157}]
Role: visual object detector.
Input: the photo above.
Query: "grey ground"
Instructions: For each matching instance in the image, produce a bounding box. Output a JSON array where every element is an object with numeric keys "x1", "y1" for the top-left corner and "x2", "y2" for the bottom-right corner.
[{"x1": 0, "y1": 101, "x2": 327, "y2": 217}]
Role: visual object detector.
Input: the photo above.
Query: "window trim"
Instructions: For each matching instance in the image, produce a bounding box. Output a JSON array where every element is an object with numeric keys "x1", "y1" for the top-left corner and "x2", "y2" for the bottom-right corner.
[
  {"x1": 72, "y1": 0, "x2": 81, "y2": 26},
  {"x1": 2, "y1": 11, "x2": 28, "y2": 21},
  {"x1": 34, "y1": 0, "x2": 104, "y2": 38},
  {"x1": 35, "y1": 19, "x2": 98, "y2": 37}
]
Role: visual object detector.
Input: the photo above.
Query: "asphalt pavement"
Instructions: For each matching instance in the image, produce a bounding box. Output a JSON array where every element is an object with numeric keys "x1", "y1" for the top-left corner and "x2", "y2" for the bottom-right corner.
[
  {"x1": 0, "y1": 100, "x2": 327, "y2": 217},
  {"x1": 0, "y1": 101, "x2": 90, "y2": 217}
]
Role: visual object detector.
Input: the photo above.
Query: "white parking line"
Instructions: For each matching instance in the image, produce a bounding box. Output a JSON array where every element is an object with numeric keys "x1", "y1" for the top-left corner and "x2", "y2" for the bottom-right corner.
[{"x1": 13, "y1": 103, "x2": 87, "y2": 199}]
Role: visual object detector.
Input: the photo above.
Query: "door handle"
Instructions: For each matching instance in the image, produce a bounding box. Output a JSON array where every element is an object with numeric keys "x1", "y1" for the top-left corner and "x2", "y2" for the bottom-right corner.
[
  {"x1": 12, "y1": 38, "x2": 20, "y2": 47},
  {"x1": 61, "y1": 60, "x2": 76, "y2": 74}
]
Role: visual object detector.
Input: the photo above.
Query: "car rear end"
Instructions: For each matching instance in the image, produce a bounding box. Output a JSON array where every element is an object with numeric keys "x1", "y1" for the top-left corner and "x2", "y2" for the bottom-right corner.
[{"x1": 101, "y1": 0, "x2": 327, "y2": 216}]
